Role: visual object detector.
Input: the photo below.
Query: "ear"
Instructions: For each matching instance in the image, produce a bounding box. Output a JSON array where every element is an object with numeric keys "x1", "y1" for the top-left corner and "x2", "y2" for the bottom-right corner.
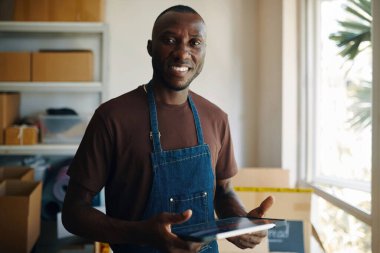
[{"x1": 147, "y1": 40, "x2": 152, "y2": 57}]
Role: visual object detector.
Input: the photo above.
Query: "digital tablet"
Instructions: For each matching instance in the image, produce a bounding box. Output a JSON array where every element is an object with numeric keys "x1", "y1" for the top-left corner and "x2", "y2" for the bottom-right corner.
[{"x1": 172, "y1": 217, "x2": 285, "y2": 243}]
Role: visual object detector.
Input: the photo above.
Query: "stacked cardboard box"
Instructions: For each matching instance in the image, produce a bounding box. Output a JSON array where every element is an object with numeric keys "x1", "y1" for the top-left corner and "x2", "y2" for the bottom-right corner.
[
  {"x1": 0, "y1": 166, "x2": 42, "y2": 253},
  {"x1": 218, "y1": 168, "x2": 313, "y2": 253},
  {"x1": 0, "y1": 166, "x2": 34, "y2": 181},
  {"x1": 0, "y1": 52, "x2": 31, "y2": 81},
  {"x1": 32, "y1": 51, "x2": 93, "y2": 82},
  {"x1": 0, "y1": 92, "x2": 21, "y2": 144},
  {"x1": 234, "y1": 187, "x2": 312, "y2": 253},
  {"x1": 5, "y1": 125, "x2": 38, "y2": 145},
  {"x1": 12, "y1": 0, "x2": 104, "y2": 22},
  {"x1": 0, "y1": 51, "x2": 93, "y2": 83}
]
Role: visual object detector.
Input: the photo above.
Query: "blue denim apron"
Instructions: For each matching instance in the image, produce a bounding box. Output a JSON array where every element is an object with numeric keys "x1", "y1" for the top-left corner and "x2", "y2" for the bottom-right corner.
[{"x1": 112, "y1": 84, "x2": 218, "y2": 253}]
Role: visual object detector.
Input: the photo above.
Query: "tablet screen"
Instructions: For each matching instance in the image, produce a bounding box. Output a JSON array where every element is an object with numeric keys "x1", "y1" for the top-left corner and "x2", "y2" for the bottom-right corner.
[{"x1": 172, "y1": 217, "x2": 285, "y2": 243}]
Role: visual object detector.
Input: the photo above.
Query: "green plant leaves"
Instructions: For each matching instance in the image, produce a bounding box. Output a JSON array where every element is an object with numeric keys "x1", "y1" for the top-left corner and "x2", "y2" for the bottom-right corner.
[
  {"x1": 329, "y1": 0, "x2": 371, "y2": 60},
  {"x1": 328, "y1": 0, "x2": 372, "y2": 131}
]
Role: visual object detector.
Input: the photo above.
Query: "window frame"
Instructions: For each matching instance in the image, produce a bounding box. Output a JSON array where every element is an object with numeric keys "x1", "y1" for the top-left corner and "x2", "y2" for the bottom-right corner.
[{"x1": 297, "y1": 0, "x2": 379, "y2": 251}]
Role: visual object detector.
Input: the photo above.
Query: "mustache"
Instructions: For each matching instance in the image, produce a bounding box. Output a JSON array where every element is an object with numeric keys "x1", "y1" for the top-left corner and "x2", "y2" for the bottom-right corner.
[{"x1": 168, "y1": 60, "x2": 194, "y2": 67}]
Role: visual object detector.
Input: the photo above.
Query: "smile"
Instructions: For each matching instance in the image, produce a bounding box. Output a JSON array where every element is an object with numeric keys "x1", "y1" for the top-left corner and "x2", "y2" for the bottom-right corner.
[{"x1": 171, "y1": 66, "x2": 190, "y2": 72}]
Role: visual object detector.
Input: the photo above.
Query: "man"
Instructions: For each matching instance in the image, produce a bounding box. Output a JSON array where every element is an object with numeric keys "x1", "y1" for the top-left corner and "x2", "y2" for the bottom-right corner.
[{"x1": 62, "y1": 5, "x2": 273, "y2": 253}]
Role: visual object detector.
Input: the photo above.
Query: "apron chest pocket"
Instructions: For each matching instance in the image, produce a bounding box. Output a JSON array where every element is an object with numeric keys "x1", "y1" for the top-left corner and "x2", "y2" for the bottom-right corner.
[{"x1": 169, "y1": 191, "x2": 209, "y2": 225}]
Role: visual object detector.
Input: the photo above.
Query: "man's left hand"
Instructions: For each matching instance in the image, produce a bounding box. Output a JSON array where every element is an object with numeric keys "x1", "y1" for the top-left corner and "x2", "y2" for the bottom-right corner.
[{"x1": 227, "y1": 196, "x2": 274, "y2": 249}]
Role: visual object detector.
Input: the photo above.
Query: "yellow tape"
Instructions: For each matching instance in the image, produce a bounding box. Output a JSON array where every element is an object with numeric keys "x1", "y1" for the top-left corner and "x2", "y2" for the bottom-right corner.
[{"x1": 233, "y1": 187, "x2": 314, "y2": 193}]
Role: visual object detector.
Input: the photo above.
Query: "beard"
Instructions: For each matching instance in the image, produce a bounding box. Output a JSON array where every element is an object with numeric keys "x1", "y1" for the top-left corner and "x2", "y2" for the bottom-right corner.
[{"x1": 151, "y1": 58, "x2": 204, "y2": 91}]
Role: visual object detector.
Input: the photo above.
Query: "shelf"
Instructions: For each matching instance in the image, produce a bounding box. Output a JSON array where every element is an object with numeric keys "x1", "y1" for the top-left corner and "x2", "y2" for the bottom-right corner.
[
  {"x1": 0, "y1": 21, "x2": 107, "y2": 157},
  {"x1": 0, "y1": 144, "x2": 79, "y2": 155},
  {"x1": 0, "y1": 21, "x2": 107, "y2": 33},
  {"x1": 0, "y1": 82, "x2": 102, "y2": 93}
]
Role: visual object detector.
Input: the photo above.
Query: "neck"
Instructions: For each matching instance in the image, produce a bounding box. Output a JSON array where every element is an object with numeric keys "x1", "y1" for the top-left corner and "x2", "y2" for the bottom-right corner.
[{"x1": 149, "y1": 80, "x2": 189, "y2": 105}]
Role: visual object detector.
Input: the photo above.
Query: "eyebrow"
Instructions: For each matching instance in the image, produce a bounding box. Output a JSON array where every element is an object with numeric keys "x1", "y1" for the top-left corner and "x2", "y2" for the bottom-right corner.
[{"x1": 159, "y1": 31, "x2": 205, "y2": 38}]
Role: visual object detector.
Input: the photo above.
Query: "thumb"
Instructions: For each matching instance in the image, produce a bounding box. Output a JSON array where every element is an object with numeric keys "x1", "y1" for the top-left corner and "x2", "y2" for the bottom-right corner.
[
  {"x1": 165, "y1": 209, "x2": 193, "y2": 225},
  {"x1": 247, "y1": 196, "x2": 274, "y2": 218}
]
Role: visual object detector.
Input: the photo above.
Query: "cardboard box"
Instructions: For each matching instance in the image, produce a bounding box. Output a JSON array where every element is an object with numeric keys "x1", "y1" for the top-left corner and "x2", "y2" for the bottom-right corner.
[
  {"x1": 50, "y1": 0, "x2": 104, "y2": 22},
  {"x1": 0, "y1": 180, "x2": 42, "y2": 253},
  {"x1": 232, "y1": 168, "x2": 290, "y2": 188},
  {"x1": 234, "y1": 188, "x2": 312, "y2": 253},
  {"x1": 0, "y1": 167, "x2": 34, "y2": 182},
  {"x1": 13, "y1": 0, "x2": 103, "y2": 21},
  {"x1": 218, "y1": 169, "x2": 289, "y2": 253},
  {"x1": 230, "y1": 168, "x2": 312, "y2": 253},
  {"x1": 0, "y1": 92, "x2": 21, "y2": 144},
  {"x1": 13, "y1": 0, "x2": 49, "y2": 21},
  {"x1": 234, "y1": 188, "x2": 312, "y2": 221},
  {"x1": 0, "y1": 52, "x2": 31, "y2": 81},
  {"x1": 32, "y1": 51, "x2": 93, "y2": 82},
  {"x1": 5, "y1": 125, "x2": 38, "y2": 145}
]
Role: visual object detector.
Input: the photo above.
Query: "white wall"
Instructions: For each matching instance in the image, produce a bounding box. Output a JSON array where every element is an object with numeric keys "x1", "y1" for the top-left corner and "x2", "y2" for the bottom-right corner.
[
  {"x1": 105, "y1": 0, "x2": 285, "y2": 168},
  {"x1": 255, "y1": 0, "x2": 283, "y2": 167}
]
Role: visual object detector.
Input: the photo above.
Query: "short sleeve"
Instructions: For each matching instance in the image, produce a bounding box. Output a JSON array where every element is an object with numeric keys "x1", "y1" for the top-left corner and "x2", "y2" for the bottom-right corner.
[
  {"x1": 215, "y1": 117, "x2": 238, "y2": 180},
  {"x1": 67, "y1": 109, "x2": 113, "y2": 193}
]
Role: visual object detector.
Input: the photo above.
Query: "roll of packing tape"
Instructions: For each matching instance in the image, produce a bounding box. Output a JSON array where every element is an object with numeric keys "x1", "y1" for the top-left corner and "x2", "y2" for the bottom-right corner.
[{"x1": 53, "y1": 166, "x2": 69, "y2": 202}]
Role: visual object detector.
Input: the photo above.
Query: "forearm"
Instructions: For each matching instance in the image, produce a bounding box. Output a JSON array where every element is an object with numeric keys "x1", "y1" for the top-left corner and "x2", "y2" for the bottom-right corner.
[
  {"x1": 62, "y1": 181, "x2": 148, "y2": 245},
  {"x1": 62, "y1": 202, "x2": 145, "y2": 244},
  {"x1": 214, "y1": 179, "x2": 247, "y2": 218}
]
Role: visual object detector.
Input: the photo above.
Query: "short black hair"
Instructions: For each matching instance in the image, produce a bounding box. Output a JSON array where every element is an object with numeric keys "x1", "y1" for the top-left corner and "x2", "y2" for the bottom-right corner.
[{"x1": 154, "y1": 5, "x2": 201, "y2": 24}]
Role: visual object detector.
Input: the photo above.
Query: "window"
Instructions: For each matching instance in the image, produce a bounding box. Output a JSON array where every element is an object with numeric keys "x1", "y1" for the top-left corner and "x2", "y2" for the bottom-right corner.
[
  {"x1": 313, "y1": 0, "x2": 372, "y2": 213},
  {"x1": 300, "y1": 0, "x2": 375, "y2": 252},
  {"x1": 316, "y1": 197, "x2": 371, "y2": 252}
]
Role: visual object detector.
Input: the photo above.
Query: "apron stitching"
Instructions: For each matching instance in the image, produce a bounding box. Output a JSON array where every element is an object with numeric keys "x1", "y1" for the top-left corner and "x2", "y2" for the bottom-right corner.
[
  {"x1": 169, "y1": 195, "x2": 206, "y2": 202},
  {"x1": 158, "y1": 144, "x2": 209, "y2": 154},
  {"x1": 157, "y1": 152, "x2": 210, "y2": 166}
]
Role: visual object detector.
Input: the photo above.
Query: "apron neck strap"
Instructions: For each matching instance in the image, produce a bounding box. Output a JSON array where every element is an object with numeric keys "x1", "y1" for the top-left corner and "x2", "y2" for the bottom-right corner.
[
  {"x1": 146, "y1": 83, "x2": 205, "y2": 152},
  {"x1": 147, "y1": 83, "x2": 162, "y2": 152},
  {"x1": 188, "y1": 94, "x2": 205, "y2": 146}
]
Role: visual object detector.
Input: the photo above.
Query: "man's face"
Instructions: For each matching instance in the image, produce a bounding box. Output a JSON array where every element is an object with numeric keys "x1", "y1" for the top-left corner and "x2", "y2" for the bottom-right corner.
[{"x1": 148, "y1": 11, "x2": 207, "y2": 91}]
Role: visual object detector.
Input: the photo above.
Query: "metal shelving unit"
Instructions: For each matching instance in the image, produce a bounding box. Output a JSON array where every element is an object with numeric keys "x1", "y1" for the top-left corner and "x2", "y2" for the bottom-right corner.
[
  {"x1": 0, "y1": 144, "x2": 79, "y2": 156},
  {"x1": 0, "y1": 21, "x2": 107, "y2": 33},
  {"x1": 0, "y1": 21, "x2": 108, "y2": 156},
  {"x1": 0, "y1": 82, "x2": 102, "y2": 92}
]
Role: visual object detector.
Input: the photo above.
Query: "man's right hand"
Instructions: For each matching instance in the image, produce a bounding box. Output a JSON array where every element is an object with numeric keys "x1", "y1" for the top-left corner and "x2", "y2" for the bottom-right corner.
[
  {"x1": 140, "y1": 209, "x2": 203, "y2": 253},
  {"x1": 63, "y1": 181, "x2": 203, "y2": 250}
]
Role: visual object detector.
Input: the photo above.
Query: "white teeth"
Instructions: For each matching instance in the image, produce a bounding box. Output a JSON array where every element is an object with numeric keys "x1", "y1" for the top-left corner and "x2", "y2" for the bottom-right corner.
[{"x1": 172, "y1": 66, "x2": 189, "y2": 72}]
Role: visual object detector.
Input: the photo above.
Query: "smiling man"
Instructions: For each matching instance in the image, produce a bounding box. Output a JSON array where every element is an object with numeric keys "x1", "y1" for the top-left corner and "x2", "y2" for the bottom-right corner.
[
  {"x1": 62, "y1": 5, "x2": 273, "y2": 253},
  {"x1": 149, "y1": 7, "x2": 206, "y2": 94}
]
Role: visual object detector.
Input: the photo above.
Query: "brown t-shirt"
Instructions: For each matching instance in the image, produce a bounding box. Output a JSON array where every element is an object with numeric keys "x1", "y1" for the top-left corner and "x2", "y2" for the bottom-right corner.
[{"x1": 68, "y1": 85, "x2": 238, "y2": 221}]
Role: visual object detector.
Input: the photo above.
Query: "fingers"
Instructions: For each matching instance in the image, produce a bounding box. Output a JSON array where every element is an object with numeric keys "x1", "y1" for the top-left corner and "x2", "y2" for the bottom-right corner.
[
  {"x1": 180, "y1": 209, "x2": 193, "y2": 222},
  {"x1": 167, "y1": 211, "x2": 206, "y2": 252},
  {"x1": 240, "y1": 234, "x2": 264, "y2": 248},
  {"x1": 247, "y1": 196, "x2": 274, "y2": 218},
  {"x1": 160, "y1": 209, "x2": 193, "y2": 225},
  {"x1": 250, "y1": 230, "x2": 267, "y2": 238},
  {"x1": 148, "y1": 211, "x2": 203, "y2": 252},
  {"x1": 229, "y1": 233, "x2": 266, "y2": 249},
  {"x1": 169, "y1": 239, "x2": 203, "y2": 252}
]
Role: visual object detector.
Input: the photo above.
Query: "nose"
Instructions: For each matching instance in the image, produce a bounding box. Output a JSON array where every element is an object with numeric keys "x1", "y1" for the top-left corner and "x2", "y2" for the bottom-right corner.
[{"x1": 173, "y1": 43, "x2": 191, "y2": 60}]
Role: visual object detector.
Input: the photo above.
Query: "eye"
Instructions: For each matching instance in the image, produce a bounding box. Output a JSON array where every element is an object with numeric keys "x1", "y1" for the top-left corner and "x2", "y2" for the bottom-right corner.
[
  {"x1": 190, "y1": 39, "x2": 203, "y2": 47},
  {"x1": 163, "y1": 37, "x2": 176, "y2": 45}
]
